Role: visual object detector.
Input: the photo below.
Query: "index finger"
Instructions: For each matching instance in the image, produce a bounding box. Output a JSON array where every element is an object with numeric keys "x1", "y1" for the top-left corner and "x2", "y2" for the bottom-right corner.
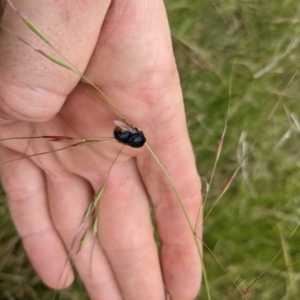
[{"x1": 139, "y1": 106, "x2": 202, "y2": 299}]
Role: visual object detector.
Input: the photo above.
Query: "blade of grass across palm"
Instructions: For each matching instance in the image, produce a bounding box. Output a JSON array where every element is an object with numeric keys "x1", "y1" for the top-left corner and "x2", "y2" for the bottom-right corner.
[
  {"x1": 0, "y1": 136, "x2": 113, "y2": 166},
  {"x1": 54, "y1": 145, "x2": 125, "y2": 300}
]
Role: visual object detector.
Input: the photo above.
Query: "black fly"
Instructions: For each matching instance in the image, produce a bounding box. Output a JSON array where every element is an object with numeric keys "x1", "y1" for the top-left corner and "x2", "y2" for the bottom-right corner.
[{"x1": 113, "y1": 121, "x2": 146, "y2": 148}]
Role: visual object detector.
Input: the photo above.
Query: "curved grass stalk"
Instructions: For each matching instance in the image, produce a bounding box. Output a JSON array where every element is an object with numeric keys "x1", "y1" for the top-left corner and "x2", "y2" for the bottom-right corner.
[{"x1": 145, "y1": 143, "x2": 211, "y2": 300}]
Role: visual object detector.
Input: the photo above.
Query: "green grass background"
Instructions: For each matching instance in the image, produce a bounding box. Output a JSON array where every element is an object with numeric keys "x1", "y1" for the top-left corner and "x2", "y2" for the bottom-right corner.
[{"x1": 1, "y1": 0, "x2": 300, "y2": 299}]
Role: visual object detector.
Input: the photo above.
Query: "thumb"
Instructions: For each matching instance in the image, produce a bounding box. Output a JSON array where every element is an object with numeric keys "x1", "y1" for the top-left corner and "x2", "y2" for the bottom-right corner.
[{"x1": 0, "y1": 0, "x2": 110, "y2": 122}]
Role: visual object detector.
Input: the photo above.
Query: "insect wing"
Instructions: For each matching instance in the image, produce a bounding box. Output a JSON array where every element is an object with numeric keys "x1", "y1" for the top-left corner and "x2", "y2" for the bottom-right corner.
[{"x1": 113, "y1": 120, "x2": 135, "y2": 133}]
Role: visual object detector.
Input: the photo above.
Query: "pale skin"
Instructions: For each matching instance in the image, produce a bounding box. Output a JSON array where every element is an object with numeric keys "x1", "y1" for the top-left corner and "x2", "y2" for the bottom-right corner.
[{"x1": 0, "y1": 0, "x2": 202, "y2": 299}]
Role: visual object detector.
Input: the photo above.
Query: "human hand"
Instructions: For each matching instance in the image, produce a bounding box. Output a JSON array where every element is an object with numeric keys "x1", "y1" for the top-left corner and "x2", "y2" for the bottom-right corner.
[{"x1": 0, "y1": 0, "x2": 202, "y2": 299}]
